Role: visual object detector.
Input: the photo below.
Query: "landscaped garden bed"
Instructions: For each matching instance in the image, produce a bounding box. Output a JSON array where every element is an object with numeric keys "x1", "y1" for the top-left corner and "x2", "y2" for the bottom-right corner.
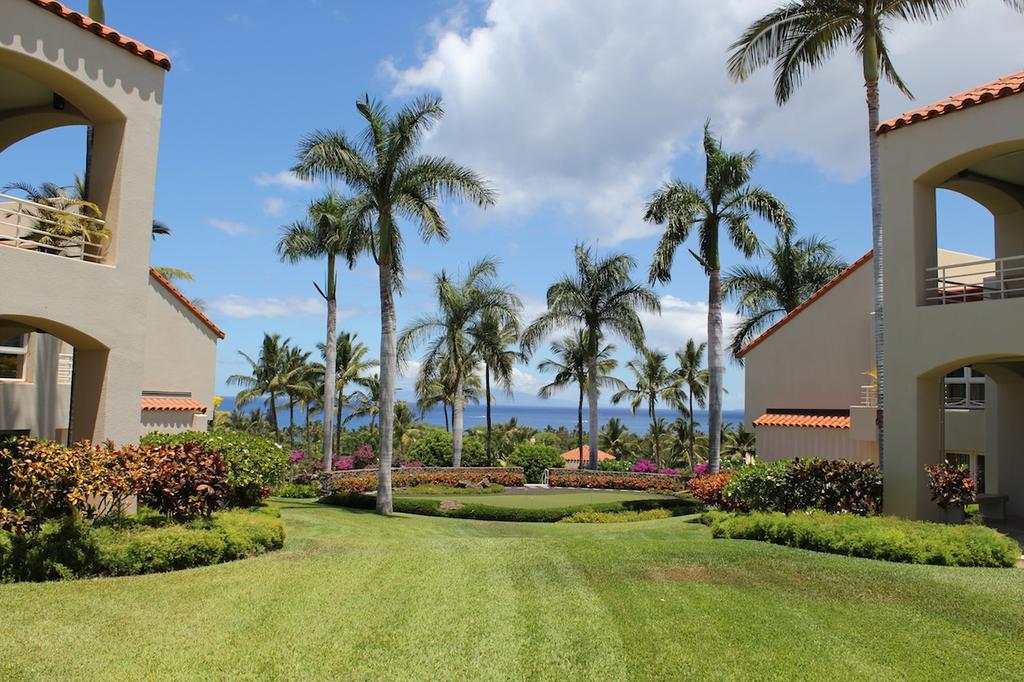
[
  {"x1": 325, "y1": 488, "x2": 698, "y2": 522},
  {"x1": 321, "y1": 466, "x2": 526, "y2": 495},
  {"x1": 702, "y1": 510, "x2": 1021, "y2": 568},
  {"x1": 1, "y1": 434, "x2": 287, "y2": 582},
  {"x1": 545, "y1": 468, "x2": 688, "y2": 492}
]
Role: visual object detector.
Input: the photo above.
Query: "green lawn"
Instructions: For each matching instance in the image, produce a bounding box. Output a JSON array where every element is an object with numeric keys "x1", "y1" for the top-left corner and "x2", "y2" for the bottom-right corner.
[
  {"x1": 398, "y1": 488, "x2": 672, "y2": 508},
  {"x1": 1, "y1": 499, "x2": 1023, "y2": 680}
]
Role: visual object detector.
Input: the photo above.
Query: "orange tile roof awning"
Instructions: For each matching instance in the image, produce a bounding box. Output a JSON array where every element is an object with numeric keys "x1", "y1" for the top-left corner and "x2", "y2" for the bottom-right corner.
[
  {"x1": 753, "y1": 412, "x2": 851, "y2": 429},
  {"x1": 878, "y1": 70, "x2": 1024, "y2": 134},
  {"x1": 141, "y1": 397, "x2": 207, "y2": 413},
  {"x1": 26, "y1": 1, "x2": 172, "y2": 71},
  {"x1": 561, "y1": 445, "x2": 616, "y2": 461}
]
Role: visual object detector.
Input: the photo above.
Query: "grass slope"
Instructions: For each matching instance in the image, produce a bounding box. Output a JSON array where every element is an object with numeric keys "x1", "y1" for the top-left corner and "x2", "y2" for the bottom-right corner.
[{"x1": 1, "y1": 499, "x2": 1023, "y2": 680}]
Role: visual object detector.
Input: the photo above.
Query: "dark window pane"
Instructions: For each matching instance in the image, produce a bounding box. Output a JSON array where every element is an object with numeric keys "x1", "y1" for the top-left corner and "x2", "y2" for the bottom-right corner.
[
  {"x1": 0, "y1": 354, "x2": 19, "y2": 379},
  {"x1": 947, "y1": 368, "x2": 966, "y2": 378},
  {"x1": 970, "y1": 383, "x2": 985, "y2": 403}
]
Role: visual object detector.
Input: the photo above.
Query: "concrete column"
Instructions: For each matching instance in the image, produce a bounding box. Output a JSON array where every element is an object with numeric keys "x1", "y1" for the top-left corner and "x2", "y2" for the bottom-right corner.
[
  {"x1": 69, "y1": 344, "x2": 143, "y2": 445},
  {"x1": 986, "y1": 378, "x2": 1024, "y2": 517},
  {"x1": 884, "y1": 369, "x2": 944, "y2": 519}
]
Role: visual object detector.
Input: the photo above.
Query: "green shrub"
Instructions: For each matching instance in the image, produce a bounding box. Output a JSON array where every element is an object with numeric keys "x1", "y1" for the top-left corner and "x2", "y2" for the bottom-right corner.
[
  {"x1": 273, "y1": 482, "x2": 320, "y2": 498},
  {"x1": 559, "y1": 508, "x2": 673, "y2": 523},
  {"x1": 703, "y1": 511, "x2": 1021, "y2": 568},
  {"x1": 722, "y1": 459, "x2": 882, "y2": 515},
  {"x1": 533, "y1": 432, "x2": 561, "y2": 448},
  {"x1": 722, "y1": 461, "x2": 790, "y2": 511},
  {"x1": 406, "y1": 430, "x2": 454, "y2": 467},
  {"x1": 0, "y1": 529, "x2": 12, "y2": 582},
  {"x1": 598, "y1": 460, "x2": 632, "y2": 472},
  {"x1": 326, "y1": 492, "x2": 700, "y2": 523},
  {"x1": 142, "y1": 431, "x2": 287, "y2": 506},
  {"x1": 507, "y1": 443, "x2": 563, "y2": 483},
  {"x1": 396, "y1": 484, "x2": 505, "y2": 495}
]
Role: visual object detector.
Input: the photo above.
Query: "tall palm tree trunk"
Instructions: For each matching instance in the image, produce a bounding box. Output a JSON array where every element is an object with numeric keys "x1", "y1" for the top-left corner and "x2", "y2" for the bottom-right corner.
[
  {"x1": 322, "y1": 261, "x2": 338, "y2": 472},
  {"x1": 650, "y1": 399, "x2": 659, "y2": 466},
  {"x1": 587, "y1": 354, "x2": 599, "y2": 470},
  {"x1": 269, "y1": 391, "x2": 280, "y2": 441},
  {"x1": 688, "y1": 390, "x2": 695, "y2": 467},
  {"x1": 707, "y1": 269, "x2": 724, "y2": 473},
  {"x1": 288, "y1": 397, "x2": 296, "y2": 447},
  {"x1": 577, "y1": 384, "x2": 585, "y2": 469},
  {"x1": 452, "y1": 373, "x2": 465, "y2": 467},
  {"x1": 335, "y1": 390, "x2": 344, "y2": 459},
  {"x1": 443, "y1": 403, "x2": 450, "y2": 432},
  {"x1": 485, "y1": 363, "x2": 493, "y2": 465},
  {"x1": 376, "y1": 262, "x2": 396, "y2": 515},
  {"x1": 865, "y1": 61, "x2": 885, "y2": 474},
  {"x1": 304, "y1": 403, "x2": 312, "y2": 448}
]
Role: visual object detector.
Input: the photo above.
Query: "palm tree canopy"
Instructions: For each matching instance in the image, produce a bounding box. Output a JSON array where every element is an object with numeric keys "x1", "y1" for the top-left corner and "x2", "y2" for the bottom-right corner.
[
  {"x1": 726, "y1": 0, "x2": 1023, "y2": 104},
  {"x1": 227, "y1": 333, "x2": 291, "y2": 411},
  {"x1": 291, "y1": 95, "x2": 497, "y2": 287},
  {"x1": 612, "y1": 348, "x2": 686, "y2": 416},
  {"x1": 723, "y1": 234, "x2": 847, "y2": 357},
  {"x1": 318, "y1": 332, "x2": 378, "y2": 386},
  {"x1": 536, "y1": 332, "x2": 625, "y2": 400},
  {"x1": 675, "y1": 339, "x2": 709, "y2": 409},
  {"x1": 471, "y1": 308, "x2": 526, "y2": 399},
  {"x1": 521, "y1": 244, "x2": 660, "y2": 354},
  {"x1": 645, "y1": 124, "x2": 794, "y2": 280}
]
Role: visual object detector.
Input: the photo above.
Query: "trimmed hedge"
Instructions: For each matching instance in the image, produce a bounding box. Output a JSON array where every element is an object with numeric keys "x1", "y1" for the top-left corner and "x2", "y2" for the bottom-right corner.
[
  {"x1": 324, "y1": 491, "x2": 700, "y2": 523},
  {"x1": 0, "y1": 508, "x2": 284, "y2": 582},
  {"x1": 559, "y1": 508, "x2": 673, "y2": 523},
  {"x1": 323, "y1": 467, "x2": 526, "y2": 495},
  {"x1": 721, "y1": 459, "x2": 882, "y2": 515},
  {"x1": 546, "y1": 468, "x2": 688, "y2": 492},
  {"x1": 703, "y1": 510, "x2": 1021, "y2": 568}
]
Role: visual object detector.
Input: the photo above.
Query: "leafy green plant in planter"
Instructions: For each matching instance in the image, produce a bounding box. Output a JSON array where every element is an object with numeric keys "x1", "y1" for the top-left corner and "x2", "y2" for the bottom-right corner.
[
  {"x1": 925, "y1": 462, "x2": 975, "y2": 523},
  {"x1": 506, "y1": 443, "x2": 563, "y2": 483}
]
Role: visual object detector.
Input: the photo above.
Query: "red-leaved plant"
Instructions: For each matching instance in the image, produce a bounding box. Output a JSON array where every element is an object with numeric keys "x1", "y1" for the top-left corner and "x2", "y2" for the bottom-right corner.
[{"x1": 925, "y1": 462, "x2": 975, "y2": 510}]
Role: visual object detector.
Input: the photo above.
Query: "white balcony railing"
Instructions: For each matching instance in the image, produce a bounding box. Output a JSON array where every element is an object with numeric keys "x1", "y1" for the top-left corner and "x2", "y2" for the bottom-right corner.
[
  {"x1": 860, "y1": 384, "x2": 877, "y2": 408},
  {"x1": 0, "y1": 192, "x2": 107, "y2": 263},
  {"x1": 57, "y1": 352, "x2": 74, "y2": 386},
  {"x1": 925, "y1": 254, "x2": 1024, "y2": 305}
]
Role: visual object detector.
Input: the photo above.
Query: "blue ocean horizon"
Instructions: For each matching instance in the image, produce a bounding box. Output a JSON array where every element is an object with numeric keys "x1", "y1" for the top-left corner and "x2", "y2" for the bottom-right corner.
[{"x1": 218, "y1": 396, "x2": 744, "y2": 435}]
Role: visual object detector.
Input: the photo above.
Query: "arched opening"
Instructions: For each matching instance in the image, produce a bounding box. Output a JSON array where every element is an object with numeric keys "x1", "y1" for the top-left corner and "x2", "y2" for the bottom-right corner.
[
  {"x1": 920, "y1": 145, "x2": 1024, "y2": 305},
  {"x1": 0, "y1": 314, "x2": 111, "y2": 444}
]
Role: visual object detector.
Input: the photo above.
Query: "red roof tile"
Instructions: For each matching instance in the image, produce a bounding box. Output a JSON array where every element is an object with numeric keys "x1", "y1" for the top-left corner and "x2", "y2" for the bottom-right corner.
[
  {"x1": 141, "y1": 397, "x2": 207, "y2": 413},
  {"x1": 25, "y1": 1, "x2": 172, "y2": 71},
  {"x1": 753, "y1": 413, "x2": 851, "y2": 429},
  {"x1": 878, "y1": 70, "x2": 1024, "y2": 134},
  {"x1": 149, "y1": 268, "x2": 225, "y2": 339},
  {"x1": 560, "y1": 446, "x2": 616, "y2": 461},
  {"x1": 736, "y1": 251, "x2": 873, "y2": 358}
]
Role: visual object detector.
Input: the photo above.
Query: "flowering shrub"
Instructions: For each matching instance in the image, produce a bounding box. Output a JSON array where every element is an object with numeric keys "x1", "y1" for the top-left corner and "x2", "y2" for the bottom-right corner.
[
  {"x1": 631, "y1": 459, "x2": 659, "y2": 473},
  {"x1": 693, "y1": 463, "x2": 709, "y2": 476},
  {"x1": 546, "y1": 468, "x2": 688, "y2": 492},
  {"x1": 660, "y1": 468, "x2": 679, "y2": 476},
  {"x1": 323, "y1": 467, "x2": 527, "y2": 496},
  {"x1": 288, "y1": 451, "x2": 305, "y2": 464},
  {"x1": 926, "y1": 462, "x2": 975, "y2": 510},
  {"x1": 333, "y1": 455, "x2": 356, "y2": 471},
  {"x1": 687, "y1": 471, "x2": 735, "y2": 509},
  {"x1": 139, "y1": 444, "x2": 230, "y2": 521},
  {"x1": 721, "y1": 458, "x2": 882, "y2": 515},
  {"x1": 352, "y1": 444, "x2": 376, "y2": 467}
]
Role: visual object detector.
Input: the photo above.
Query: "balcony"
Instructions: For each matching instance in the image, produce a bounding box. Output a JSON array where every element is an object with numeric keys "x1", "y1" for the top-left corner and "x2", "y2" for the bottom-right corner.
[
  {"x1": 0, "y1": 192, "x2": 108, "y2": 264},
  {"x1": 925, "y1": 254, "x2": 1024, "y2": 305}
]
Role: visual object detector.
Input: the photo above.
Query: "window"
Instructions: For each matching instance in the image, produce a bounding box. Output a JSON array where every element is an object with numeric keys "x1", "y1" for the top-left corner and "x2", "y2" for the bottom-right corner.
[
  {"x1": 0, "y1": 334, "x2": 29, "y2": 380},
  {"x1": 944, "y1": 366, "x2": 985, "y2": 409}
]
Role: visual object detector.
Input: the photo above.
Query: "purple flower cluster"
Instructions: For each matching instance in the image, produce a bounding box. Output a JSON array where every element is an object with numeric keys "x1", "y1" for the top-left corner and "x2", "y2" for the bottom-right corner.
[
  {"x1": 288, "y1": 450, "x2": 306, "y2": 464},
  {"x1": 631, "y1": 459, "x2": 659, "y2": 473},
  {"x1": 693, "y1": 463, "x2": 709, "y2": 476},
  {"x1": 659, "y1": 468, "x2": 679, "y2": 476},
  {"x1": 332, "y1": 455, "x2": 356, "y2": 471},
  {"x1": 353, "y1": 444, "x2": 376, "y2": 466}
]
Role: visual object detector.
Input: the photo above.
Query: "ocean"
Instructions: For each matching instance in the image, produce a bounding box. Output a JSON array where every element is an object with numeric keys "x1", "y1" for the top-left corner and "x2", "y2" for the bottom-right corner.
[{"x1": 218, "y1": 396, "x2": 744, "y2": 434}]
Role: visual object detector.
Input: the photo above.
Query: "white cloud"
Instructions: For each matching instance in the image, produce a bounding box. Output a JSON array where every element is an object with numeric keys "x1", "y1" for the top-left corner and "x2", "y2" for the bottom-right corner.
[
  {"x1": 207, "y1": 218, "x2": 251, "y2": 236},
  {"x1": 639, "y1": 295, "x2": 741, "y2": 354},
  {"x1": 262, "y1": 196, "x2": 285, "y2": 217},
  {"x1": 205, "y1": 295, "x2": 324, "y2": 319},
  {"x1": 253, "y1": 170, "x2": 315, "y2": 190},
  {"x1": 387, "y1": 0, "x2": 1024, "y2": 242}
]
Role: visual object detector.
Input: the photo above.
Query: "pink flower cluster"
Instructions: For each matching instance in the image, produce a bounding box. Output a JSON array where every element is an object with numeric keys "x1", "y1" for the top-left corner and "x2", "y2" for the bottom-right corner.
[{"x1": 631, "y1": 459, "x2": 659, "y2": 473}]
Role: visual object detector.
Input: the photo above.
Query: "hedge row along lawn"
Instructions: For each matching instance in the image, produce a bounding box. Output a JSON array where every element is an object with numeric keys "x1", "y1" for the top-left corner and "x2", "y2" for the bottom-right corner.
[
  {"x1": 325, "y1": 490, "x2": 698, "y2": 522},
  {"x1": 703, "y1": 511, "x2": 1021, "y2": 568},
  {"x1": 2, "y1": 499, "x2": 1024, "y2": 679}
]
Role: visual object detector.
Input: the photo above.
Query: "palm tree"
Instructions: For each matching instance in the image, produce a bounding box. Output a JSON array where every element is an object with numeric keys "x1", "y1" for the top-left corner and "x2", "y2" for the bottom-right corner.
[
  {"x1": 281, "y1": 345, "x2": 314, "y2": 447},
  {"x1": 471, "y1": 308, "x2": 525, "y2": 465},
  {"x1": 228, "y1": 333, "x2": 290, "y2": 440},
  {"x1": 393, "y1": 401, "x2": 426, "y2": 463},
  {"x1": 349, "y1": 374, "x2": 382, "y2": 432},
  {"x1": 726, "y1": 0, "x2": 1024, "y2": 472},
  {"x1": 612, "y1": 349, "x2": 684, "y2": 466},
  {"x1": 536, "y1": 331, "x2": 625, "y2": 468},
  {"x1": 1, "y1": 181, "x2": 108, "y2": 249},
  {"x1": 523, "y1": 245, "x2": 660, "y2": 470},
  {"x1": 414, "y1": 372, "x2": 451, "y2": 431},
  {"x1": 674, "y1": 339, "x2": 709, "y2": 467},
  {"x1": 722, "y1": 423, "x2": 757, "y2": 465},
  {"x1": 318, "y1": 332, "x2": 378, "y2": 458},
  {"x1": 599, "y1": 417, "x2": 631, "y2": 460},
  {"x1": 293, "y1": 95, "x2": 496, "y2": 514},
  {"x1": 278, "y1": 194, "x2": 363, "y2": 471},
  {"x1": 398, "y1": 258, "x2": 521, "y2": 466},
  {"x1": 645, "y1": 124, "x2": 793, "y2": 474},
  {"x1": 724, "y1": 234, "x2": 847, "y2": 358}
]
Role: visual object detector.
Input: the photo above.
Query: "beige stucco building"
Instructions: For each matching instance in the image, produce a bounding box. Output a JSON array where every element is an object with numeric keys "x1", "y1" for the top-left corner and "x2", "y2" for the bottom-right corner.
[
  {"x1": 742, "y1": 69, "x2": 1024, "y2": 520},
  {"x1": 1, "y1": 1, "x2": 222, "y2": 443}
]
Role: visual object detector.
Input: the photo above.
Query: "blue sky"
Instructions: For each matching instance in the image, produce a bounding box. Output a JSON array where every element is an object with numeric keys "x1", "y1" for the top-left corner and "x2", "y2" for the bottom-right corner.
[{"x1": 3, "y1": 0, "x2": 1021, "y2": 411}]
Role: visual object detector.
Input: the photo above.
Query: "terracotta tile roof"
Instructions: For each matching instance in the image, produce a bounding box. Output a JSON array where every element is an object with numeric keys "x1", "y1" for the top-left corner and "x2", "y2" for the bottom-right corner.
[
  {"x1": 149, "y1": 268, "x2": 225, "y2": 339},
  {"x1": 561, "y1": 446, "x2": 616, "y2": 462},
  {"x1": 736, "y1": 251, "x2": 873, "y2": 358},
  {"x1": 26, "y1": 1, "x2": 172, "y2": 71},
  {"x1": 753, "y1": 413, "x2": 851, "y2": 429},
  {"x1": 878, "y1": 70, "x2": 1024, "y2": 134},
  {"x1": 141, "y1": 397, "x2": 207, "y2": 413}
]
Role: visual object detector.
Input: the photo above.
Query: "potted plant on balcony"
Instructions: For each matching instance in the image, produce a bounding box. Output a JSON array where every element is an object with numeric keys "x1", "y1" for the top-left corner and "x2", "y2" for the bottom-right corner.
[{"x1": 925, "y1": 462, "x2": 975, "y2": 524}]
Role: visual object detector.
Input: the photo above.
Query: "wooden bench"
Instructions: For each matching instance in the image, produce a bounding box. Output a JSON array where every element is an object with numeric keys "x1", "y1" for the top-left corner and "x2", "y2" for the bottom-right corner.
[{"x1": 976, "y1": 494, "x2": 1009, "y2": 521}]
